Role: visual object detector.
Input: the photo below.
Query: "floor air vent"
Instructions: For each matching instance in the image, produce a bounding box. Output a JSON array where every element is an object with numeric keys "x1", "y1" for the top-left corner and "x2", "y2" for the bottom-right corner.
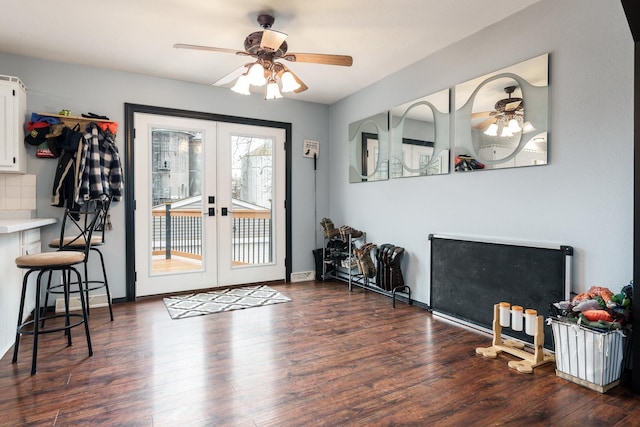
[{"x1": 290, "y1": 271, "x2": 314, "y2": 282}]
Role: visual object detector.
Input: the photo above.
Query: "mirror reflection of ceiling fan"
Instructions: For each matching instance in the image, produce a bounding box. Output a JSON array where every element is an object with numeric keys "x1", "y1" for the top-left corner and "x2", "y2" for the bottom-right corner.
[
  {"x1": 472, "y1": 86, "x2": 534, "y2": 137},
  {"x1": 174, "y1": 13, "x2": 353, "y2": 99}
]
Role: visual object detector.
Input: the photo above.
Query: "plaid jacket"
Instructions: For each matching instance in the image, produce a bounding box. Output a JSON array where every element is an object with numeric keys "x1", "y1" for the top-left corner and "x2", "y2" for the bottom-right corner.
[{"x1": 78, "y1": 123, "x2": 124, "y2": 201}]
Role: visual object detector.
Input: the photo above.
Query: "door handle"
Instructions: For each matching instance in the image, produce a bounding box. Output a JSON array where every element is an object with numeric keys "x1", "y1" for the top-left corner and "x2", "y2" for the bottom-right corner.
[
  {"x1": 221, "y1": 207, "x2": 228, "y2": 216},
  {"x1": 208, "y1": 207, "x2": 215, "y2": 216}
]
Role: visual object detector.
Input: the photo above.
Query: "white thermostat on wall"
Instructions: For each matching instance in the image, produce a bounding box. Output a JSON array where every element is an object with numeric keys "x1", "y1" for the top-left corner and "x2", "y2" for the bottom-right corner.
[{"x1": 303, "y1": 140, "x2": 319, "y2": 158}]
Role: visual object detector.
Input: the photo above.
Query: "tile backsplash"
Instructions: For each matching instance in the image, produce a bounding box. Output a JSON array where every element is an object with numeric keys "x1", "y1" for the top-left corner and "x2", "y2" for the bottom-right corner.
[{"x1": 0, "y1": 174, "x2": 36, "y2": 211}]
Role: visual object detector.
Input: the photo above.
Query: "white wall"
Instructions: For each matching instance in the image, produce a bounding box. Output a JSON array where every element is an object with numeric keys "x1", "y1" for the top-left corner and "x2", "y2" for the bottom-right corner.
[
  {"x1": 0, "y1": 53, "x2": 330, "y2": 299},
  {"x1": 1, "y1": 0, "x2": 632, "y2": 306},
  {"x1": 328, "y1": 0, "x2": 634, "y2": 304}
]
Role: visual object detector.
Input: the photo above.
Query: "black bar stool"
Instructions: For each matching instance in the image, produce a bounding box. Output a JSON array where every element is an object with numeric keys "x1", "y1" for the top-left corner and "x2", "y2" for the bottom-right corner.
[
  {"x1": 12, "y1": 201, "x2": 102, "y2": 374},
  {"x1": 45, "y1": 196, "x2": 114, "y2": 321}
]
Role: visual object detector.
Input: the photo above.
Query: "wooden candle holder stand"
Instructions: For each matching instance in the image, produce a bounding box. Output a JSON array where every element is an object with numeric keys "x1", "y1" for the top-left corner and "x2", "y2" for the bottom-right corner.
[{"x1": 475, "y1": 303, "x2": 554, "y2": 373}]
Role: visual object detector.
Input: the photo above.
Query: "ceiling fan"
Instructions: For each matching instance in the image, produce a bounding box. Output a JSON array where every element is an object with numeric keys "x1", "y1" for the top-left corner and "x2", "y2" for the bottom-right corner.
[
  {"x1": 472, "y1": 86, "x2": 524, "y2": 134},
  {"x1": 174, "y1": 14, "x2": 353, "y2": 99}
]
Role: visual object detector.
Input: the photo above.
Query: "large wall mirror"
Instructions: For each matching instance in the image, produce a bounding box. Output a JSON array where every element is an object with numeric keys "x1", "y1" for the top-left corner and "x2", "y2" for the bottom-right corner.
[
  {"x1": 454, "y1": 53, "x2": 549, "y2": 171},
  {"x1": 349, "y1": 112, "x2": 389, "y2": 183},
  {"x1": 390, "y1": 89, "x2": 450, "y2": 178}
]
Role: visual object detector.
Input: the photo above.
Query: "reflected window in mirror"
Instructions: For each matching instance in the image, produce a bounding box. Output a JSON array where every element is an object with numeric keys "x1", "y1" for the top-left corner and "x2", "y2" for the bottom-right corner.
[
  {"x1": 454, "y1": 53, "x2": 549, "y2": 171},
  {"x1": 390, "y1": 89, "x2": 450, "y2": 178},
  {"x1": 349, "y1": 113, "x2": 389, "y2": 183},
  {"x1": 361, "y1": 132, "x2": 388, "y2": 181},
  {"x1": 391, "y1": 138, "x2": 436, "y2": 178}
]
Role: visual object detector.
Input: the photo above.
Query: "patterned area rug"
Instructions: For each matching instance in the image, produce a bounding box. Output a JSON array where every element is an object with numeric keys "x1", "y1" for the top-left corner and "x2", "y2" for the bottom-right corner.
[{"x1": 163, "y1": 284, "x2": 291, "y2": 319}]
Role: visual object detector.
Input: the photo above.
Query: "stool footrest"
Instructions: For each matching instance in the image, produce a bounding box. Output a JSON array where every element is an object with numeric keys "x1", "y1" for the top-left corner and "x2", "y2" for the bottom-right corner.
[
  {"x1": 18, "y1": 314, "x2": 87, "y2": 335},
  {"x1": 46, "y1": 279, "x2": 108, "y2": 295}
]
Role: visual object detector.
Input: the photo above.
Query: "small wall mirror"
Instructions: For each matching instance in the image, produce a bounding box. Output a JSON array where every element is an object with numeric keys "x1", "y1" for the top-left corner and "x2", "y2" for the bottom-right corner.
[
  {"x1": 454, "y1": 53, "x2": 549, "y2": 171},
  {"x1": 390, "y1": 89, "x2": 450, "y2": 178},
  {"x1": 349, "y1": 112, "x2": 389, "y2": 183}
]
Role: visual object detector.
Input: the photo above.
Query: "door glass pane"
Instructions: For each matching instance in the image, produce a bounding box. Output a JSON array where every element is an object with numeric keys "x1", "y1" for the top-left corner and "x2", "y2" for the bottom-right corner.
[
  {"x1": 151, "y1": 128, "x2": 203, "y2": 274},
  {"x1": 230, "y1": 135, "x2": 273, "y2": 267}
]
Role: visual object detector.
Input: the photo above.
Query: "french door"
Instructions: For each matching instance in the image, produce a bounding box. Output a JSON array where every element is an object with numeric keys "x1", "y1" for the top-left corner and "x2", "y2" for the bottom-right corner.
[{"x1": 133, "y1": 113, "x2": 286, "y2": 297}]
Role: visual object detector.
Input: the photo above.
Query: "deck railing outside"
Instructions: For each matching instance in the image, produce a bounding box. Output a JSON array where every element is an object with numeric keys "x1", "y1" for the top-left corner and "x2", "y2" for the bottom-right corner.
[
  {"x1": 151, "y1": 205, "x2": 272, "y2": 265},
  {"x1": 230, "y1": 209, "x2": 273, "y2": 264}
]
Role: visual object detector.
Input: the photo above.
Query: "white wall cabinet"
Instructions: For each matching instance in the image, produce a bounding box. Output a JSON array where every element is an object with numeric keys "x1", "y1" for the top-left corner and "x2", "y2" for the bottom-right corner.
[{"x1": 0, "y1": 75, "x2": 27, "y2": 174}]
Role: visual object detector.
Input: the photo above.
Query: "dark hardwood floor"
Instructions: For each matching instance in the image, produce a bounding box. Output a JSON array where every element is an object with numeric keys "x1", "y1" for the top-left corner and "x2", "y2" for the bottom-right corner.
[{"x1": 1, "y1": 280, "x2": 639, "y2": 426}]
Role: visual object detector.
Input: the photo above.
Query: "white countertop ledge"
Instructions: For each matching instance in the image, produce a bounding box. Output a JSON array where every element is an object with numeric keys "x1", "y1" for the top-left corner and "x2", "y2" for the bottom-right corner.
[{"x1": 0, "y1": 218, "x2": 57, "y2": 234}]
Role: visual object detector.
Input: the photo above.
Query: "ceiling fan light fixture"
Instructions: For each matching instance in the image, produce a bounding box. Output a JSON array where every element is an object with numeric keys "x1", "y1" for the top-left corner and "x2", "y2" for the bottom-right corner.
[
  {"x1": 176, "y1": 13, "x2": 352, "y2": 99},
  {"x1": 231, "y1": 74, "x2": 251, "y2": 95},
  {"x1": 508, "y1": 118, "x2": 522, "y2": 133},
  {"x1": 484, "y1": 123, "x2": 499, "y2": 136},
  {"x1": 247, "y1": 62, "x2": 267, "y2": 86},
  {"x1": 265, "y1": 79, "x2": 283, "y2": 99},
  {"x1": 500, "y1": 126, "x2": 513, "y2": 138},
  {"x1": 280, "y1": 70, "x2": 301, "y2": 93},
  {"x1": 260, "y1": 29, "x2": 288, "y2": 52},
  {"x1": 522, "y1": 121, "x2": 536, "y2": 134}
]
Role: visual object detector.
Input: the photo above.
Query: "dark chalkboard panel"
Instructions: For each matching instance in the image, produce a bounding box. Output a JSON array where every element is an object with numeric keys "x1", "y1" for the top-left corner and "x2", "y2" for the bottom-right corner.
[{"x1": 429, "y1": 235, "x2": 572, "y2": 349}]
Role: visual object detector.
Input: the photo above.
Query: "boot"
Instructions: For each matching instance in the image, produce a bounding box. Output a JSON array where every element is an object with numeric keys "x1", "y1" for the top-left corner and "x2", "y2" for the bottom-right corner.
[
  {"x1": 389, "y1": 247, "x2": 405, "y2": 289},
  {"x1": 355, "y1": 243, "x2": 376, "y2": 278},
  {"x1": 320, "y1": 218, "x2": 340, "y2": 239},
  {"x1": 339, "y1": 225, "x2": 363, "y2": 241},
  {"x1": 352, "y1": 247, "x2": 364, "y2": 276},
  {"x1": 382, "y1": 245, "x2": 395, "y2": 290},
  {"x1": 376, "y1": 244, "x2": 391, "y2": 288},
  {"x1": 339, "y1": 225, "x2": 350, "y2": 241},
  {"x1": 363, "y1": 243, "x2": 377, "y2": 279}
]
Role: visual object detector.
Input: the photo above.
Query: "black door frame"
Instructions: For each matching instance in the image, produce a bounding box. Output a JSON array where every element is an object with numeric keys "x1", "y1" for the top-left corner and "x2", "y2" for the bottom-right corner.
[
  {"x1": 622, "y1": 0, "x2": 639, "y2": 393},
  {"x1": 123, "y1": 103, "x2": 292, "y2": 301}
]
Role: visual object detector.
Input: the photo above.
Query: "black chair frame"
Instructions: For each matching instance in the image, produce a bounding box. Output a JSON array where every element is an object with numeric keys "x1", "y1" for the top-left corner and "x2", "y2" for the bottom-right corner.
[
  {"x1": 12, "y1": 199, "x2": 103, "y2": 374},
  {"x1": 43, "y1": 196, "x2": 113, "y2": 321}
]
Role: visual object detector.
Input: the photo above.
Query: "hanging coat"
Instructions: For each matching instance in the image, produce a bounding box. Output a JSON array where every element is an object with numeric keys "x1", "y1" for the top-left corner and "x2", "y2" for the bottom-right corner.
[{"x1": 78, "y1": 122, "x2": 124, "y2": 202}]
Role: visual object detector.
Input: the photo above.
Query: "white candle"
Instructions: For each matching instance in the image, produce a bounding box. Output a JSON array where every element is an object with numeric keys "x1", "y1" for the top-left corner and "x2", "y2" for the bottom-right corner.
[
  {"x1": 499, "y1": 302, "x2": 511, "y2": 327},
  {"x1": 511, "y1": 305, "x2": 524, "y2": 331},
  {"x1": 525, "y1": 309, "x2": 538, "y2": 336}
]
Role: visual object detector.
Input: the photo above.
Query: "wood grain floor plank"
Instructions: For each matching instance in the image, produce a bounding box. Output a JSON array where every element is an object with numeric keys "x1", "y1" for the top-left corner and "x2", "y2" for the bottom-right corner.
[{"x1": 1, "y1": 280, "x2": 639, "y2": 426}]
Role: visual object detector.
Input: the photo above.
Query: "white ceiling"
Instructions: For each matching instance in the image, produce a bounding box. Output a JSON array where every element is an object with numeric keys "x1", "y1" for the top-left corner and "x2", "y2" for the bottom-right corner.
[{"x1": 0, "y1": 0, "x2": 541, "y2": 105}]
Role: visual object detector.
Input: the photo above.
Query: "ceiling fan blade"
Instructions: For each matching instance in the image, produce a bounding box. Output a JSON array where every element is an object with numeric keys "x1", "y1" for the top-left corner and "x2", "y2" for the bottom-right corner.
[
  {"x1": 283, "y1": 52, "x2": 353, "y2": 67},
  {"x1": 212, "y1": 63, "x2": 251, "y2": 87},
  {"x1": 473, "y1": 117, "x2": 497, "y2": 130},
  {"x1": 471, "y1": 111, "x2": 493, "y2": 119},
  {"x1": 174, "y1": 43, "x2": 246, "y2": 56},
  {"x1": 504, "y1": 100, "x2": 522, "y2": 111},
  {"x1": 260, "y1": 29, "x2": 288, "y2": 52}
]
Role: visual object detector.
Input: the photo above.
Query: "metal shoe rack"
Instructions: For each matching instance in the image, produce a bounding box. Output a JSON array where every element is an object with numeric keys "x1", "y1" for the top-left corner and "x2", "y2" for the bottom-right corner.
[
  {"x1": 322, "y1": 233, "x2": 411, "y2": 307},
  {"x1": 322, "y1": 232, "x2": 366, "y2": 291}
]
